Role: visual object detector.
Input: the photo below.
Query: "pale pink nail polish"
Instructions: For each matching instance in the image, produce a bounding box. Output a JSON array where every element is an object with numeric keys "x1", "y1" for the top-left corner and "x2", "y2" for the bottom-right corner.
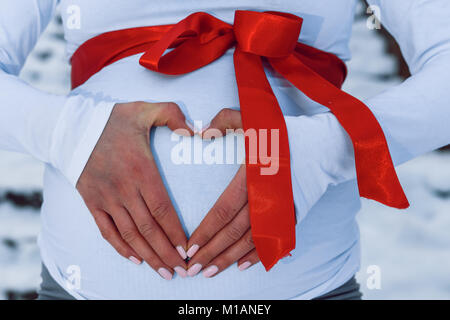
[
  {"x1": 174, "y1": 266, "x2": 188, "y2": 278},
  {"x1": 202, "y1": 265, "x2": 219, "y2": 278},
  {"x1": 129, "y1": 256, "x2": 141, "y2": 265},
  {"x1": 186, "y1": 244, "x2": 199, "y2": 258},
  {"x1": 176, "y1": 246, "x2": 187, "y2": 260},
  {"x1": 238, "y1": 261, "x2": 252, "y2": 271},
  {"x1": 187, "y1": 263, "x2": 202, "y2": 277},
  {"x1": 158, "y1": 267, "x2": 173, "y2": 280}
]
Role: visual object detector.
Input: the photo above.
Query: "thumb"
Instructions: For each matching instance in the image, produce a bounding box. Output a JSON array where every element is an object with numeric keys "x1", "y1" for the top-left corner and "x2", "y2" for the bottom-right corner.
[
  {"x1": 203, "y1": 108, "x2": 242, "y2": 138},
  {"x1": 151, "y1": 102, "x2": 194, "y2": 137}
]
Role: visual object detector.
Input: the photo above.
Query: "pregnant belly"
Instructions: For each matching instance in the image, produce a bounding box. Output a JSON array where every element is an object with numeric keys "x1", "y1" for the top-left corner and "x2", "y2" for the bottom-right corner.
[
  {"x1": 151, "y1": 127, "x2": 243, "y2": 235},
  {"x1": 71, "y1": 52, "x2": 251, "y2": 234},
  {"x1": 38, "y1": 51, "x2": 360, "y2": 299},
  {"x1": 68, "y1": 50, "x2": 321, "y2": 233}
]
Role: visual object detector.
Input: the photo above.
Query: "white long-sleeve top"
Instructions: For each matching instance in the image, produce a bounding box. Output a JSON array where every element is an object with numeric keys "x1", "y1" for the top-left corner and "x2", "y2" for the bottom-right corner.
[{"x1": 1, "y1": 0, "x2": 449, "y2": 299}]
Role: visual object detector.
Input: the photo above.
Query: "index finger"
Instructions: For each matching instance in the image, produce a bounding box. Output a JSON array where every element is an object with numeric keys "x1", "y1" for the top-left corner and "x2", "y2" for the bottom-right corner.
[
  {"x1": 187, "y1": 165, "x2": 247, "y2": 257},
  {"x1": 139, "y1": 154, "x2": 188, "y2": 258}
]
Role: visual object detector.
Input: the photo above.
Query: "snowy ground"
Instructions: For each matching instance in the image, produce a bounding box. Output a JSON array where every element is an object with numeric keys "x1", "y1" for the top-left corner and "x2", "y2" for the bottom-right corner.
[{"x1": 1, "y1": 3, "x2": 449, "y2": 299}]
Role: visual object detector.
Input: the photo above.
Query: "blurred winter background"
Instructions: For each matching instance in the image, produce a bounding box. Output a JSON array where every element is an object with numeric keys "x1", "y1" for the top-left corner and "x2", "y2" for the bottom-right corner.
[{"x1": 1, "y1": 1, "x2": 449, "y2": 300}]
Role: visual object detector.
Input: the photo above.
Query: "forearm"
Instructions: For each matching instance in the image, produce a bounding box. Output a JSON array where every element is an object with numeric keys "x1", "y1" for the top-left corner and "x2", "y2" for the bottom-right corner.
[
  {"x1": 0, "y1": 69, "x2": 115, "y2": 186},
  {"x1": 0, "y1": 70, "x2": 66, "y2": 161},
  {"x1": 287, "y1": 0, "x2": 450, "y2": 222},
  {"x1": 0, "y1": 0, "x2": 116, "y2": 186},
  {"x1": 364, "y1": 52, "x2": 450, "y2": 166}
]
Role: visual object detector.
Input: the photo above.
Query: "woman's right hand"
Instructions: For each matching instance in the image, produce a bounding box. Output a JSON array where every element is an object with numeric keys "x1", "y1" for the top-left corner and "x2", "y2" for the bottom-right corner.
[{"x1": 76, "y1": 101, "x2": 193, "y2": 280}]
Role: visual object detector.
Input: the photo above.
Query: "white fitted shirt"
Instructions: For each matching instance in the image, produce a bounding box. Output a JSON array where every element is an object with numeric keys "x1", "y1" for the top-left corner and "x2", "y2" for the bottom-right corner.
[{"x1": 1, "y1": 0, "x2": 450, "y2": 299}]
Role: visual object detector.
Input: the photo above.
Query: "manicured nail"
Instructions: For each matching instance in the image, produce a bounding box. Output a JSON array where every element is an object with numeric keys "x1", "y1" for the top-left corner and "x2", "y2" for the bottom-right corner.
[
  {"x1": 129, "y1": 256, "x2": 142, "y2": 265},
  {"x1": 202, "y1": 265, "x2": 219, "y2": 278},
  {"x1": 176, "y1": 246, "x2": 187, "y2": 260},
  {"x1": 186, "y1": 244, "x2": 199, "y2": 258},
  {"x1": 174, "y1": 266, "x2": 188, "y2": 278},
  {"x1": 187, "y1": 263, "x2": 202, "y2": 277},
  {"x1": 158, "y1": 267, "x2": 173, "y2": 280},
  {"x1": 238, "y1": 261, "x2": 252, "y2": 271}
]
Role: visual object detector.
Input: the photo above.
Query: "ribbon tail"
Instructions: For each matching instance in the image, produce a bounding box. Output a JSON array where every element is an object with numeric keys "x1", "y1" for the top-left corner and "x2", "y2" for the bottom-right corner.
[
  {"x1": 233, "y1": 47, "x2": 296, "y2": 271},
  {"x1": 269, "y1": 55, "x2": 409, "y2": 209}
]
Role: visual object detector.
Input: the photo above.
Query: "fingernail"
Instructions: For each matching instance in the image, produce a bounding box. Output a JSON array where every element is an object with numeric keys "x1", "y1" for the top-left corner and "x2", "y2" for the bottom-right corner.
[
  {"x1": 158, "y1": 267, "x2": 173, "y2": 280},
  {"x1": 129, "y1": 256, "x2": 142, "y2": 265},
  {"x1": 187, "y1": 263, "x2": 202, "y2": 277},
  {"x1": 174, "y1": 266, "x2": 188, "y2": 278},
  {"x1": 176, "y1": 246, "x2": 187, "y2": 260},
  {"x1": 186, "y1": 244, "x2": 199, "y2": 258},
  {"x1": 238, "y1": 261, "x2": 252, "y2": 271},
  {"x1": 202, "y1": 265, "x2": 219, "y2": 278}
]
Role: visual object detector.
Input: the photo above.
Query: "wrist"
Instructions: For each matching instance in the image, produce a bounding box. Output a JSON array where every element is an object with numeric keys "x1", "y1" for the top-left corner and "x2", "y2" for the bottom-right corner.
[{"x1": 284, "y1": 112, "x2": 355, "y2": 222}]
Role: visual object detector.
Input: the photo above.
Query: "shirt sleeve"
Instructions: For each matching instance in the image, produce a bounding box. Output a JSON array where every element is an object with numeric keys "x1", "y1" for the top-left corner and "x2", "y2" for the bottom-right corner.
[
  {"x1": 0, "y1": 0, "x2": 116, "y2": 187},
  {"x1": 286, "y1": 0, "x2": 450, "y2": 223}
]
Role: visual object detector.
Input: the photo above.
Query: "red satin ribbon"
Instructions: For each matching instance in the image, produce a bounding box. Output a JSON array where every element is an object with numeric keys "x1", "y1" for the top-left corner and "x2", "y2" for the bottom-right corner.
[{"x1": 71, "y1": 10, "x2": 409, "y2": 271}]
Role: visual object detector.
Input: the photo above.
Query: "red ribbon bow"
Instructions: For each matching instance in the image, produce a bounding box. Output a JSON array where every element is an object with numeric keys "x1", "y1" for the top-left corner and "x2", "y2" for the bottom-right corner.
[{"x1": 71, "y1": 10, "x2": 409, "y2": 271}]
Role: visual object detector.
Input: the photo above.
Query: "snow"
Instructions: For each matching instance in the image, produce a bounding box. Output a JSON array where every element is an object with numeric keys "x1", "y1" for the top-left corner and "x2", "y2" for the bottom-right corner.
[
  {"x1": 345, "y1": 9, "x2": 450, "y2": 300},
  {"x1": 356, "y1": 153, "x2": 450, "y2": 299},
  {"x1": 1, "y1": 3, "x2": 449, "y2": 299}
]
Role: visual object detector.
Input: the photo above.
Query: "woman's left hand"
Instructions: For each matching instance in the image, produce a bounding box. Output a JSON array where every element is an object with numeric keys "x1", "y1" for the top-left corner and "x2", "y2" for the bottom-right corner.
[{"x1": 185, "y1": 109, "x2": 261, "y2": 278}]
